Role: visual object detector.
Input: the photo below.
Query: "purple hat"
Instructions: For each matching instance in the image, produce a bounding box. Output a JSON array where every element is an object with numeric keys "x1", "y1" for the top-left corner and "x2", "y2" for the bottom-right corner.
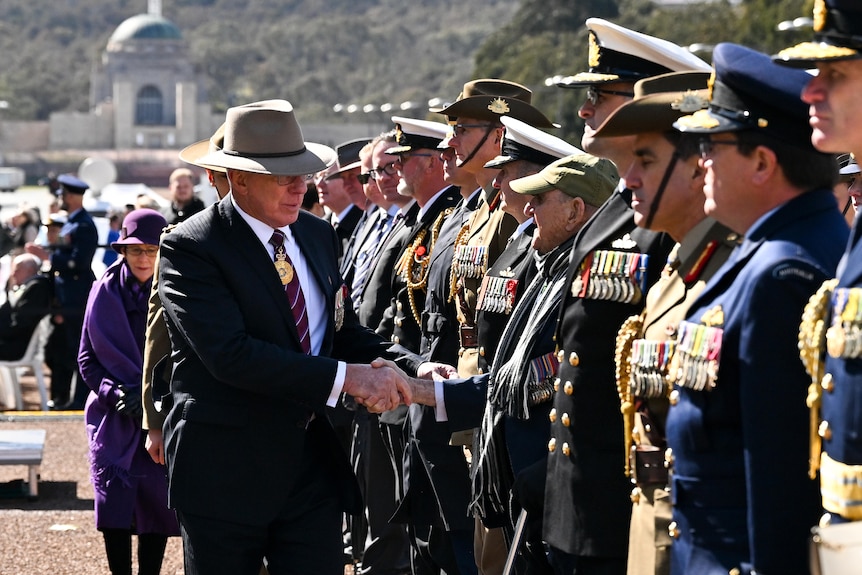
[{"x1": 111, "y1": 208, "x2": 167, "y2": 252}]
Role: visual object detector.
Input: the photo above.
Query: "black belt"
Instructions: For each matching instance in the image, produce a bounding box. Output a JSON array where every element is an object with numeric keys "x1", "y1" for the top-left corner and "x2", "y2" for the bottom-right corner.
[
  {"x1": 459, "y1": 325, "x2": 477, "y2": 348},
  {"x1": 631, "y1": 446, "x2": 668, "y2": 485}
]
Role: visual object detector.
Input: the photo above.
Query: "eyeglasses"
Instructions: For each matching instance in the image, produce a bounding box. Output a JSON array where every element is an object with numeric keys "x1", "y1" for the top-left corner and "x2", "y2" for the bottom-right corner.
[
  {"x1": 451, "y1": 123, "x2": 493, "y2": 137},
  {"x1": 698, "y1": 138, "x2": 743, "y2": 158},
  {"x1": 275, "y1": 173, "x2": 315, "y2": 186},
  {"x1": 585, "y1": 86, "x2": 635, "y2": 106},
  {"x1": 368, "y1": 162, "x2": 399, "y2": 180},
  {"x1": 357, "y1": 172, "x2": 372, "y2": 185},
  {"x1": 124, "y1": 246, "x2": 159, "y2": 258}
]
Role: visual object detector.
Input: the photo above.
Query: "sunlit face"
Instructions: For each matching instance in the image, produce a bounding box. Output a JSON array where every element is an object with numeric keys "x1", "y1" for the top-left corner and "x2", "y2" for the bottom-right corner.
[
  {"x1": 525, "y1": 188, "x2": 572, "y2": 255},
  {"x1": 314, "y1": 167, "x2": 350, "y2": 210},
  {"x1": 230, "y1": 170, "x2": 309, "y2": 228},
  {"x1": 698, "y1": 134, "x2": 751, "y2": 233},
  {"x1": 802, "y1": 60, "x2": 862, "y2": 156},
  {"x1": 623, "y1": 133, "x2": 705, "y2": 237},
  {"x1": 492, "y1": 160, "x2": 536, "y2": 220},
  {"x1": 10, "y1": 259, "x2": 35, "y2": 288},
  {"x1": 360, "y1": 150, "x2": 385, "y2": 207},
  {"x1": 171, "y1": 175, "x2": 195, "y2": 203},
  {"x1": 371, "y1": 141, "x2": 402, "y2": 204},
  {"x1": 122, "y1": 244, "x2": 159, "y2": 283},
  {"x1": 579, "y1": 82, "x2": 636, "y2": 159},
  {"x1": 448, "y1": 116, "x2": 503, "y2": 173}
]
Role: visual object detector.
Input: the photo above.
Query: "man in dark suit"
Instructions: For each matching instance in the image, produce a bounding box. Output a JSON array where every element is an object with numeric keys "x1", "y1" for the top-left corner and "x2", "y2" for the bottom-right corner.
[
  {"x1": 0, "y1": 253, "x2": 51, "y2": 361},
  {"x1": 157, "y1": 100, "x2": 420, "y2": 575},
  {"x1": 26, "y1": 173, "x2": 98, "y2": 410}
]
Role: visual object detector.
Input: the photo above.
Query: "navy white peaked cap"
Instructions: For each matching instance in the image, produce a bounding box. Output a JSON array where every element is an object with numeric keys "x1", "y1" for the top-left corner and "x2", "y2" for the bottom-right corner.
[
  {"x1": 556, "y1": 18, "x2": 711, "y2": 88},
  {"x1": 485, "y1": 116, "x2": 583, "y2": 169},
  {"x1": 386, "y1": 116, "x2": 449, "y2": 155}
]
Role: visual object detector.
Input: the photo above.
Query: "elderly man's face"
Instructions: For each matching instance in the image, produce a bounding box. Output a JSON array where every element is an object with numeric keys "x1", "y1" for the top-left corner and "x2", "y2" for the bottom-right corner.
[
  {"x1": 10, "y1": 259, "x2": 35, "y2": 288},
  {"x1": 230, "y1": 170, "x2": 310, "y2": 228},
  {"x1": 802, "y1": 59, "x2": 862, "y2": 157},
  {"x1": 525, "y1": 188, "x2": 572, "y2": 255}
]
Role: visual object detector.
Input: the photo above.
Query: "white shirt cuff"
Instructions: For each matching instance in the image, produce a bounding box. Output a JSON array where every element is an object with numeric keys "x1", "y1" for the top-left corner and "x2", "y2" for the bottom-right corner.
[
  {"x1": 327, "y1": 361, "x2": 347, "y2": 407},
  {"x1": 434, "y1": 379, "x2": 448, "y2": 422}
]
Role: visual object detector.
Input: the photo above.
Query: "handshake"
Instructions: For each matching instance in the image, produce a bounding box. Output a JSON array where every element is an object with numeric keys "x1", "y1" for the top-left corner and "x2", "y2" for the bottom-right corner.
[{"x1": 343, "y1": 359, "x2": 457, "y2": 413}]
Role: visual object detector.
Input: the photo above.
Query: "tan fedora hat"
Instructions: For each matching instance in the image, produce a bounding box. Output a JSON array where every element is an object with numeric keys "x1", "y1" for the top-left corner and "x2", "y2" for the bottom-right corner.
[
  {"x1": 179, "y1": 123, "x2": 227, "y2": 173},
  {"x1": 196, "y1": 99, "x2": 336, "y2": 176}
]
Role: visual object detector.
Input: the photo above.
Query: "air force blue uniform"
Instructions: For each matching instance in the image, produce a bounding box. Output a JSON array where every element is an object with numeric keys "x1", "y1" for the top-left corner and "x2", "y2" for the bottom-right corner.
[{"x1": 667, "y1": 43, "x2": 849, "y2": 574}]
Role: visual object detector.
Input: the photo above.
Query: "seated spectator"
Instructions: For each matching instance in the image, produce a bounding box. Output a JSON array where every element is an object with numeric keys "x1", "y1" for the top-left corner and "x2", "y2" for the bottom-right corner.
[{"x1": 0, "y1": 253, "x2": 52, "y2": 360}]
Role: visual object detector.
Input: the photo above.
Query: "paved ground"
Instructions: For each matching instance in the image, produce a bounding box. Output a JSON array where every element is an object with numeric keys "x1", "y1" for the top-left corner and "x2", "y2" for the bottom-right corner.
[
  {"x1": 0, "y1": 374, "x2": 183, "y2": 575},
  {"x1": 1, "y1": 372, "x2": 357, "y2": 575}
]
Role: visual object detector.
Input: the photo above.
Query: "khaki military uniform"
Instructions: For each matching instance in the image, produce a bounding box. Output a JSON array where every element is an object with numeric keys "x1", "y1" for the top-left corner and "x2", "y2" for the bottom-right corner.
[
  {"x1": 453, "y1": 188, "x2": 518, "y2": 378},
  {"x1": 615, "y1": 218, "x2": 737, "y2": 575}
]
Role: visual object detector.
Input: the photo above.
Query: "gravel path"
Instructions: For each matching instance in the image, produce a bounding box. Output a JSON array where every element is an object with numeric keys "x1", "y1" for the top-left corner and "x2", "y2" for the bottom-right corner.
[
  {"x1": 0, "y1": 416, "x2": 185, "y2": 575},
  {"x1": 1, "y1": 373, "x2": 355, "y2": 575}
]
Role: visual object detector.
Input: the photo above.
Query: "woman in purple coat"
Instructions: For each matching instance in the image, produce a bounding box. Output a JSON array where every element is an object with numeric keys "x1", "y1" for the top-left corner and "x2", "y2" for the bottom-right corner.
[{"x1": 78, "y1": 208, "x2": 179, "y2": 575}]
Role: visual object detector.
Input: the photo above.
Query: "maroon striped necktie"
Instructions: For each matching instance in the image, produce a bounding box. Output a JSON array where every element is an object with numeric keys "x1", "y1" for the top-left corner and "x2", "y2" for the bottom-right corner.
[{"x1": 269, "y1": 229, "x2": 311, "y2": 354}]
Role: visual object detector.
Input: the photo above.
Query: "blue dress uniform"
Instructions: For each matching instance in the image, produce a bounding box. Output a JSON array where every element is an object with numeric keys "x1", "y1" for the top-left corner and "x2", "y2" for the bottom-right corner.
[
  {"x1": 48, "y1": 175, "x2": 99, "y2": 407},
  {"x1": 775, "y1": 0, "x2": 862, "y2": 525},
  {"x1": 667, "y1": 43, "x2": 849, "y2": 574}
]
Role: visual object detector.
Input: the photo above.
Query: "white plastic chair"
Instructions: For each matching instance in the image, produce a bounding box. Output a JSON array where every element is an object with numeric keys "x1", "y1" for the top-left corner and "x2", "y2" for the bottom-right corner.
[{"x1": 0, "y1": 315, "x2": 51, "y2": 410}]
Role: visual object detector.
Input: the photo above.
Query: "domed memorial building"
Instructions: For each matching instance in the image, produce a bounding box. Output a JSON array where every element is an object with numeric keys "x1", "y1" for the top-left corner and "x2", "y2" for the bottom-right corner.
[{"x1": 48, "y1": 3, "x2": 217, "y2": 150}]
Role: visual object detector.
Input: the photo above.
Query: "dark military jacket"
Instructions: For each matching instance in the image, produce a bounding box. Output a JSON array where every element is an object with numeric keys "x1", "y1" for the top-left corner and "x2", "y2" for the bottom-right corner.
[{"x1": 543, "y1": 187, "x2": 673, "y2": 557}]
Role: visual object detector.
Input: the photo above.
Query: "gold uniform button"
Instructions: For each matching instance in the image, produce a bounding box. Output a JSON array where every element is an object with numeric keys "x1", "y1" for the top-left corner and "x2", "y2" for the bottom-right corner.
[
  {"x1": 669, "y1": 389, "x2": 680, "y2": 406},
  {"x1": 557, "y1": 349, "x2": 565, "y2": 363},
  {"x1": 819, "y1": 420, "x2": 832, "y2": 441},
  {"x1": 644, "y1": 423, "x2": 652, "y2": 433},
  {"x1": 554, "y1": 378, "x2": 561, "y2": 392},
  {"x1": 396, "y1": 301, "x2": 403, "y2": 311},
  {"x1": 664, "y1": 448, "x2": 674, "y2": 470},
  {"x1": 477, "y1": 367, "x2": 484, "y2": 374},
  {"x1": 569, "y1": 352, "x2": 579, "y2": 367},
  {"x1": 668, "y1": 521, "x2": 680, "y2": 539},
  {"x1": 549, "y1": 408, "x2": 557, "y2": 423},
  {"x1": 391, "y1": 336, "x2": 400, "y2": 344},
  {"x1": 630, "y1": 486, "x2": 642, "y2": 503},
  {"x1": 561, "y1": 442, "x2": 571, "y2": 456},
  {"x1": 821, "y1": 373, "x2": 834, "y2": 393},
  {"x1": 395, "y1": 318, "x2": 403, "y2": 327},
  {"x1": 561, "y1": 413, "x2": 571, "y2": 427},
  {"x1": 729, "y1": 569, "x2": 741, "y2": 575},
  {"x1": 726, "y1": 232, "x2": 739, "y2": 243},
  {"x1": 564, "y1": 381, "x2": 574, "y2": 395},
  {"x1": 479, "y1": 347, "x2": 485, "y2": 357},
  {"x1": 548, "y1": 438, "x2": 556, "y2": 452}
]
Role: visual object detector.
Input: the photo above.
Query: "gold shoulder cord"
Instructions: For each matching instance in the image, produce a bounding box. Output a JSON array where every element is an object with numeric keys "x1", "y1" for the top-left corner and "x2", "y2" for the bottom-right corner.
[
  {"x1": 448, "y1": 221, "x2": 473, "y2": 303},
  {"x1": 396, "y1": 208, "x2": 453, "y2": 325},
  {"x1": 799, "y1": 278, "x2": 838, "y2": 479},
  {"x1": 615, "y1": 313, "x2": 644, "y2": 477}
]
